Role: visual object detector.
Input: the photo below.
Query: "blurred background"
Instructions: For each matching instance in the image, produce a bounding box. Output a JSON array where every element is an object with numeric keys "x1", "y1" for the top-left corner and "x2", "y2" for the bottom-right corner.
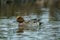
[
  {"x1": 0, "y1": 0, "x2": 60, "y2": 40},
  {"x1": 0, "y1": 0, "x2": 60, "y2": 20}
]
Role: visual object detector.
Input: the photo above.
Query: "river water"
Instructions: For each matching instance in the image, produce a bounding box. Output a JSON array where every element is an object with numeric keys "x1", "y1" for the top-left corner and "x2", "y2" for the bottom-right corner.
[{"x1": 0, "y1": 8, "x2": 60, "y2": 40}]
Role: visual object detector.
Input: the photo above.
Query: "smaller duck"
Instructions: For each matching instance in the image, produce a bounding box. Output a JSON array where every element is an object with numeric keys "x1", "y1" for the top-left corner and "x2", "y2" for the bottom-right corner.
[{"x1": 16, "y1": 16, "x2": 25, "y2": 33}]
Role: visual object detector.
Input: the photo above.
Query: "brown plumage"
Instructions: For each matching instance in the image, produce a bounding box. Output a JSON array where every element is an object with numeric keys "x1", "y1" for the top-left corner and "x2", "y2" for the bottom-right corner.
[
  {"x1": 17, "y1": 16, "x2": 24, "y2": 23},
  {"x1": 16, "y1": 16, "x2": 25, "y2": 33}
]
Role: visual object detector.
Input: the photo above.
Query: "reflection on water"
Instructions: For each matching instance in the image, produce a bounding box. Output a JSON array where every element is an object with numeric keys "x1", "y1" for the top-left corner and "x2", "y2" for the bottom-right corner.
[{"x1": 0, "y1": 9, "x2": 60, "y2": 40}]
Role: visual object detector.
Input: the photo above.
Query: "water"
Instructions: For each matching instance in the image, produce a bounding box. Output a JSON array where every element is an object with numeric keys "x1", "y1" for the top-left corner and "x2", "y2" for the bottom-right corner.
[{"x1": 0, "y1": 8, "x2": 60, "y2": 40}]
